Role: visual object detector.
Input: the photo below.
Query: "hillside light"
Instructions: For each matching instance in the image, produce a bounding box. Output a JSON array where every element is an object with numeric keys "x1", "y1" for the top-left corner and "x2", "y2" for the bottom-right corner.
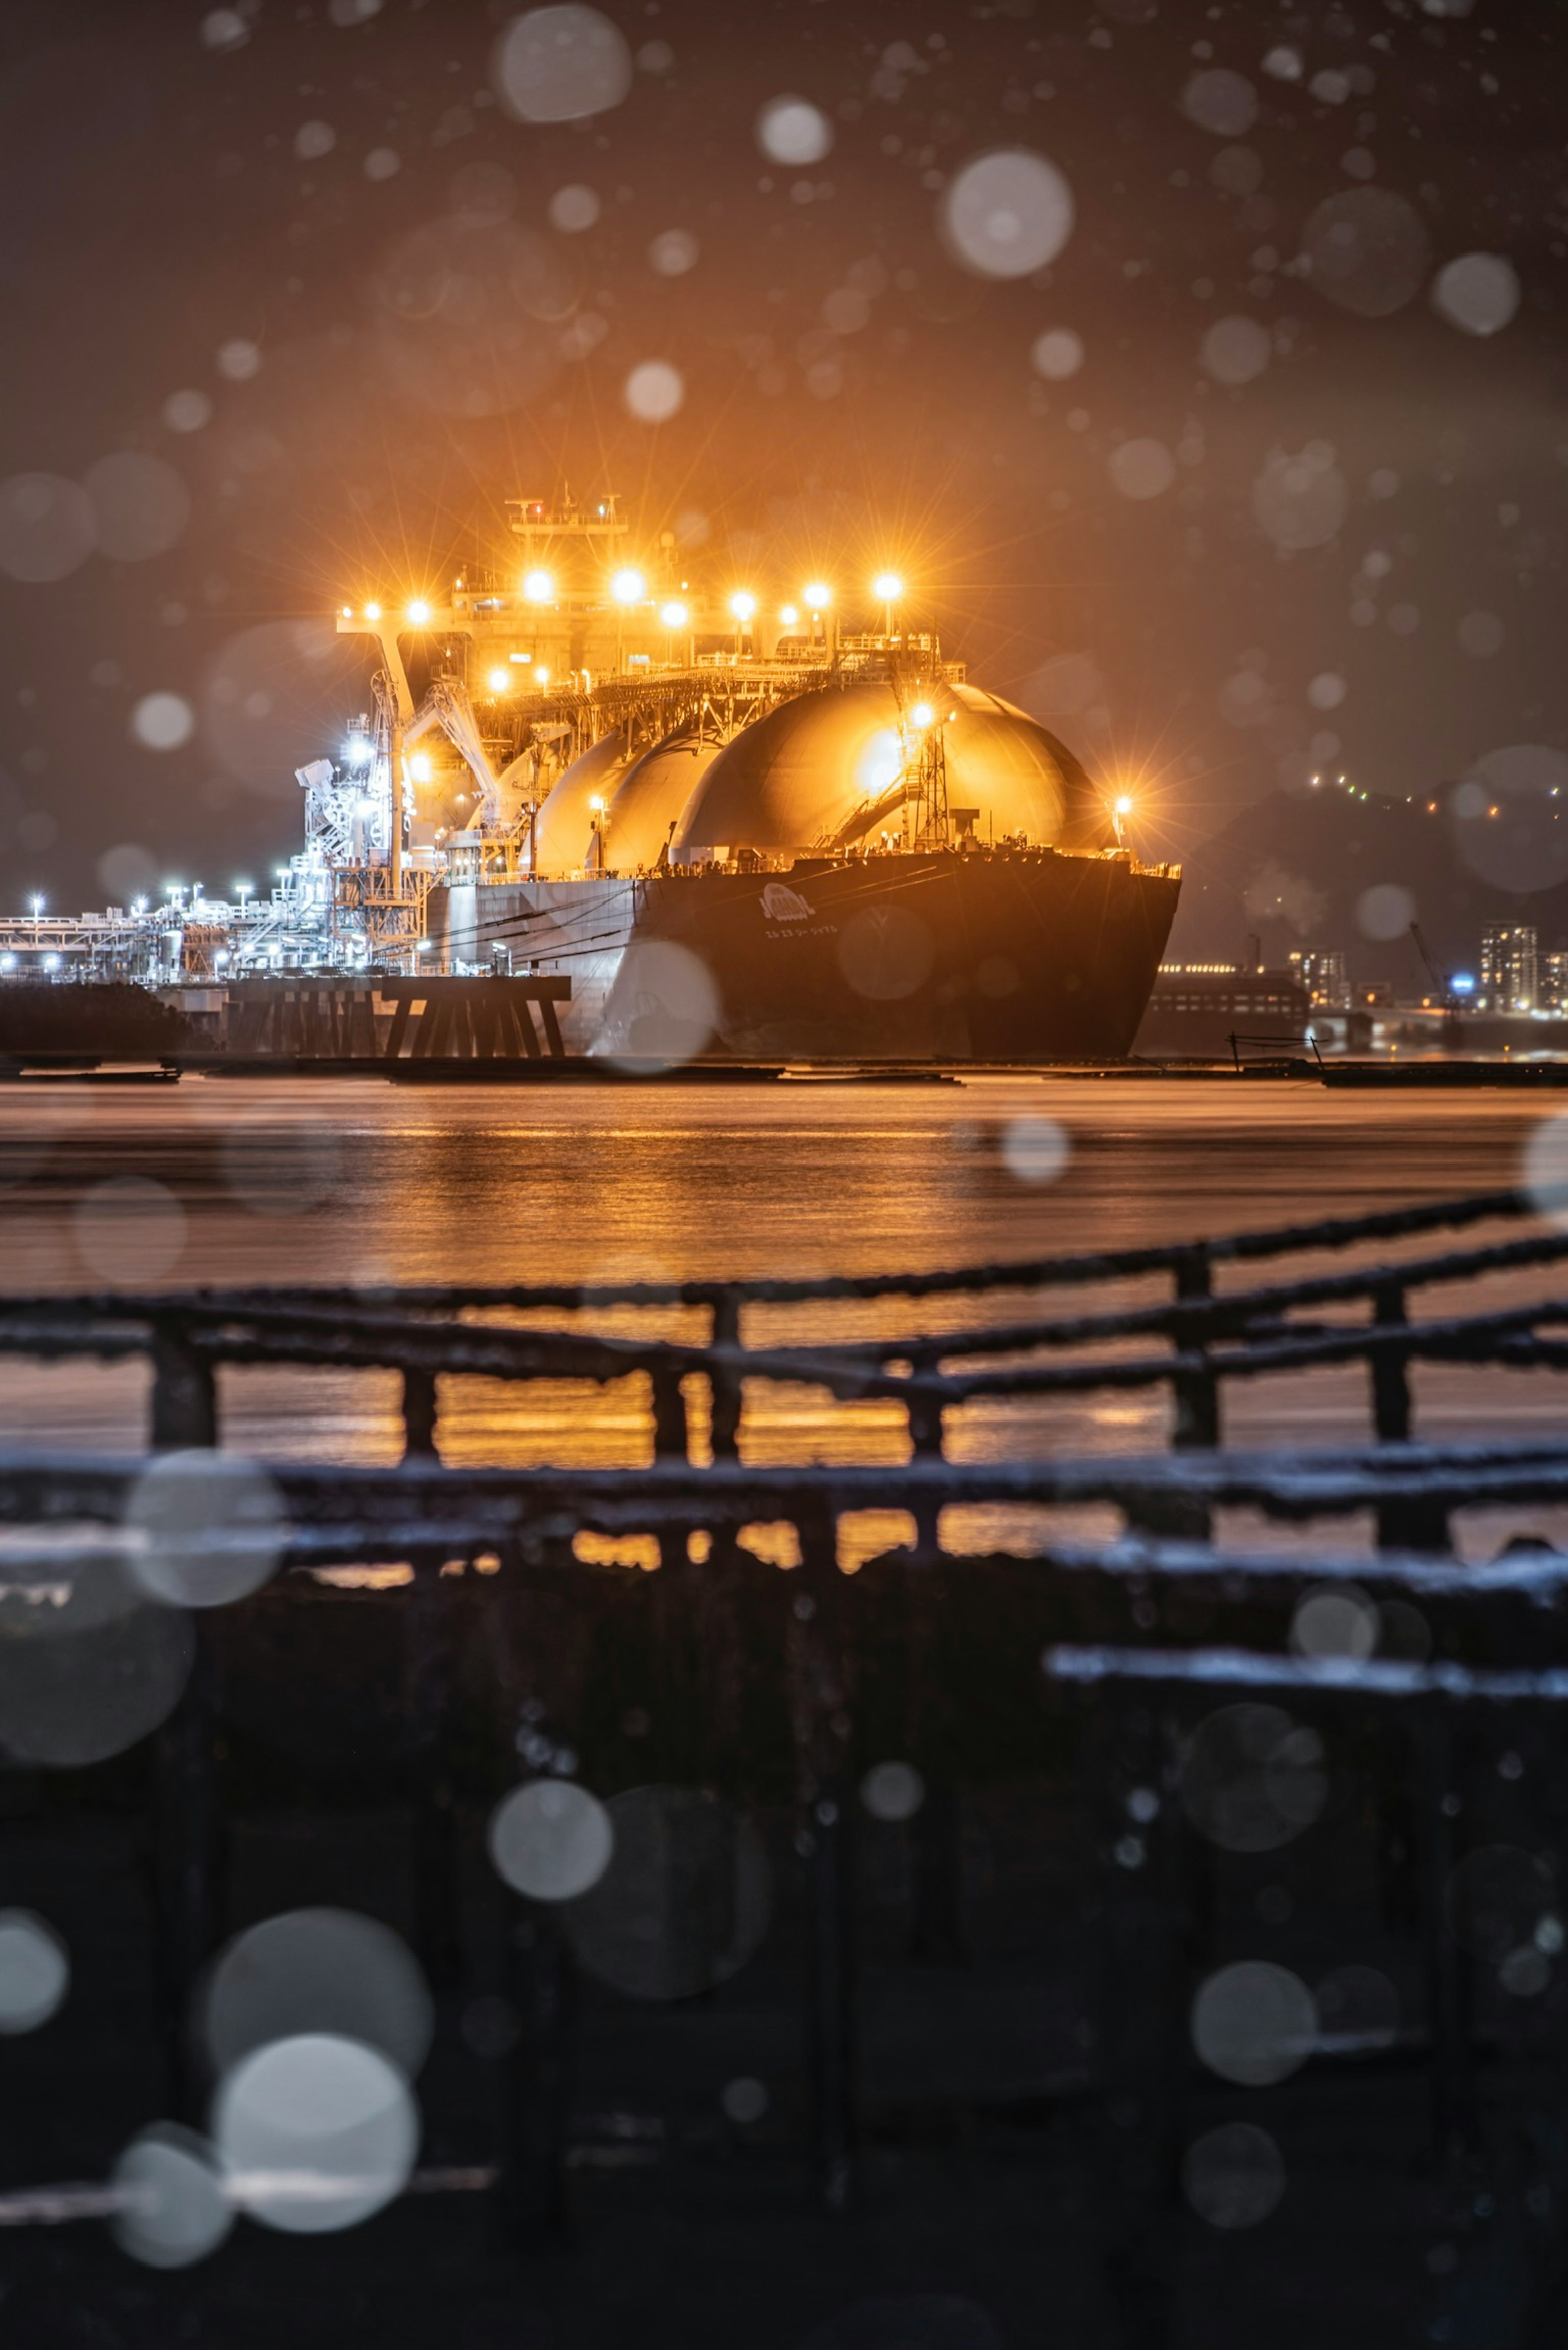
[
  {"x1": 523, "y1": 569, "x2": 555, "y2": 604},
  {"x1": 610, "y1": 568, "x2": 646, "y2": 606},
  {"x1": 406, "y1": 599, "x2": 432, "y2": 626}
]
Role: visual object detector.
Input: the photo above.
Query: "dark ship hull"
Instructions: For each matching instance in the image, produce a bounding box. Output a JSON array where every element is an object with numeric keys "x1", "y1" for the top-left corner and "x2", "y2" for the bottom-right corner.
[{"x1": 440, "y1": 846, "x2": 1179, "y2": 1062}]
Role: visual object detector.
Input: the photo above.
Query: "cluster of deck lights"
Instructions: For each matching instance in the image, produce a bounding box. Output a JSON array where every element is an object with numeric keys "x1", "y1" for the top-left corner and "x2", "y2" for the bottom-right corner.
[{"x1": 341, "y1": 573, "x2": 909, "y2": 629}]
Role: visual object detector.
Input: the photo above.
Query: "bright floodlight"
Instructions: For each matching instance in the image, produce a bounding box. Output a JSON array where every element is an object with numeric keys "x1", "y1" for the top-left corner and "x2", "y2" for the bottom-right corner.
[
  {"x1": 523, "y1": 569, "x2": 555, "y2": 603},
  {"x1": 910, "y1": 702, "x2": 935, "y2": 728},
  {"x1": 409, "y1": 752, "x2": 432, "y2": 782},
  {"x1": 535, "y1": 667, "x2": 551, "y2": 688},
  {"x1": 341, "y1": 606, "x2": 353, "y2": 619},
  {"x1": 488, "y1": 668, "x2": 510, "y2": 693},
  {"x1": 660, "y1": 601, "x2": 689, "y2": 628},
  {"x1": 588, "y1": 795, "x2": 604, "y2": 812},
  {"x1": 803, "y1": 581, "x2": 832, "y2": 609},
  {"x1": 364, "y1": 601, "x2": 381, "y2": 621},
  {"x1": 873, "y1": 572, "x2": 903, "y2": 602},
  {"x1": 730, "y1": 591, "x2": 757, "y2": 622},
  {"x1": 779, "y1": 604, "x2": 800, "y2": 626},
  {"x1": 610, "y1": 568, "x2": 646, "y2": 606},
  {"x1": 1114, "y1": 794, "x2": 1133, "y2": 816},
  {"x1": 405, "y1": 599, "x2": 432, "y2": 625}
]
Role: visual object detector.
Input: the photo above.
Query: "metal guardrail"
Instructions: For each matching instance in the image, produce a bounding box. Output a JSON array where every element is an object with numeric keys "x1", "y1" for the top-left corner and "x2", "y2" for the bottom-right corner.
[{"x1": 6, "y1": 1185, "x2": 1568, "y2": 2245}]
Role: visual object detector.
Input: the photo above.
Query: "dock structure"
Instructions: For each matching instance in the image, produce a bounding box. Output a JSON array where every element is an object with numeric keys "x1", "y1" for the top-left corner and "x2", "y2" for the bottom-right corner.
[{"x1": 223, "y1": 974, "x2": 572, "y2": 1060}]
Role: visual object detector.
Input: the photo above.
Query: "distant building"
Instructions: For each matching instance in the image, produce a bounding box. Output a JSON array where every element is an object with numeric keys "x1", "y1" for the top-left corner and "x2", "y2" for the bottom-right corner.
[
  {"x1": 1479, "y1": 922, "x2": 1539, "y2": 1011},
  {"x1": 1543, "y1": 951, "x2": 1568, "y2": 1011},
  {"x1": 1288, "y1": 949, "x2": 1350, "y2": 1009},
  {"x1": 1136, "y1": 964, "x2": 1311, "y2": 1057}
]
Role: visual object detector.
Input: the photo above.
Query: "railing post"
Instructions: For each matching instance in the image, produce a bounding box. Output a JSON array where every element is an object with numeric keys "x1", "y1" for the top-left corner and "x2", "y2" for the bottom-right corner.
[
  {"x1": 1371, "y1": 1285, "x2": 1449, "y2": 1552},
  {"x1": 402, "y1": 1365, "x2": 438, "y2": 1460},
  {"x1": 1126, "y1": 1251, "x2": 1215, "y2": 1542},
  {"x1": 150, "y1": 1317, "x2": 216, "y2": 1452},
  {"x1": 650, "y1": 1362, "x2": 689, "y2": 1462},
  {"x1": 154, "y1": 1622, "x2": 219, "y2": 2123},
  {"x1": 906, "y1": 1388, "x2": 944, "y2": 1559},
  {"x1": 788, "y1": 1506, "x2": 857, "y2": 2215},
  {"x1": 709, "y1": 1291, "x2": 743, "y2": 1463}
]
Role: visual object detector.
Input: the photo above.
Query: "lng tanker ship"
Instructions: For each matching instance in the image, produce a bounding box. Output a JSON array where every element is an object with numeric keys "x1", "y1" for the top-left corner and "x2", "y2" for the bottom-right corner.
[{"x1": 310, "y1": 494, "x2": 1179, "y2": 1061}]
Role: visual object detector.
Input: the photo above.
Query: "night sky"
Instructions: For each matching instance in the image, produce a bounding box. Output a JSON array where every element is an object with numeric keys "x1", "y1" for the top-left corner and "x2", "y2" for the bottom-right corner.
[{"x1": 1, "y1": 0, "x2": 1563, "y2": 961}]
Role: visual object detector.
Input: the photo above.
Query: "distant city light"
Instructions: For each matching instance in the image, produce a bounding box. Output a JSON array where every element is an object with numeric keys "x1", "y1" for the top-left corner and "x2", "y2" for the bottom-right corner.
[
  {"x1": 729, "y1": 591, "x2": 757, "y2": 623},
  {"x1": 487, "y1": 668, "x2": 510, "y2": 693},
  {"x1": 610, "y1": 568, "x2": 646, "y2": 606},
  {"x1": 364, "y1": 601, "x2": 381, "y2": 621},
  {"x1": 523, "y1": 569, "x2": 555, "y2": 603},
  {"x1": 659, "y1": 601, "x2": 689, "y2": 629},
  {"x1": 802, "y1": 581, "x2": 832, "y2": 609},
  {"x1": 873, "y1": 572, "x2": 903, "y2": 603},
  {"x1": 405, "y1": 599, "x2": 432, "y2": 626}
]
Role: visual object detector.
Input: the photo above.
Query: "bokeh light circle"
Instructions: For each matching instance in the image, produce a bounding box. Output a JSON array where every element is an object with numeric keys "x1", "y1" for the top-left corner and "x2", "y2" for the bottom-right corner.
[
  {"x1": 1356, "y1": 883, "x2": 1415, "y2": 942},
  {"x1": 624, "y1": 360, "x2": 684, "y2": 423},
  {"x1": 124, "y1": 1450, "x2": 287, "y2": 1610},
  {"x1": 756, "y1": 96, "x2": 833, "y2": 167},
  {"x1": 202, "y1": 1908, "x2": 432, "y2": 2079},
  {"x1": 0, "y1": 474, "x2": 96, "y2": 582},
  {"x1": 75, "y1": 1176, "x2": 187, "y2": 1287},
  {"x1": 0, "y1": 1910, "x2": 69, "y2": 2034},
  {"x1": 860, "y1": 1761, "x2": 926, "y2": 1822},
  {"x1": 1001, "y1": 1116, "x2": 1071, "y2": 1184},
  {"x1": 1301, "y1": 189, "x2": 1431, "y2": 318},
  {"x1": 1031, "y1": 328, "x2": 1083, "y2": 380},
  {"x1": 215, "y1": 2032, "x2": 418, "y2": 2233},
  {"x1": 1432, "y1": 252, "x2": 1520, "y2": 337},
  {"x1": 1109, "y1": 438, "x2": 1174, "y2": 501},
  {"x1": 561, "y1": 1784, "x2": 772, "y2": 2001},
  {"x1": 487, "y1": 1779, "x2": 615, "y2": 1902},
  {"x1": 1191, "y1": 1960, "x2": 1317, "y2": 2086},
  {"x1": 1182, "y1": 2123, "x2": 1285, "y2": 2229},
  {"x1": 492, "y1": 4, "x2": 632, "y2": 123},
  {"x1": 1451, "y1": 745, "x2": 1568, "y2": 895},
  {"x1": 1202, "y1": 316, "x2": 1270, "y2": 385},
  {"x1": 941, "y1": 151, "x2": 1074, "y2": 281},
  {"x1": 112, "y1": 2125, "x2": 232, "y2": 2269},
  {"x1": 1180, "y1": 1704, "x2": 1326, "y2": 1852},
  {"x1": 1181, "y1": 70, "x2": 1258, "y2": 137}
]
